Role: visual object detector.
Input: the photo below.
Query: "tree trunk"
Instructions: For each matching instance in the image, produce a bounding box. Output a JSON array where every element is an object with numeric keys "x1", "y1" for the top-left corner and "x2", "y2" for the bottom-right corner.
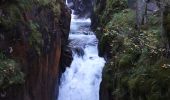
[
  {"x1": 160, "y1": 1, "x2": 170, "y2": 50},
  {"x1": 136, "y1": 0, "x2": 147, "y2": 31}
]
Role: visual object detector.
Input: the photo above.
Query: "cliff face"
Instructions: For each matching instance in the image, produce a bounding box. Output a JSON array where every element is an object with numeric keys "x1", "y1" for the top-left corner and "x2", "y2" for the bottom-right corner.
[{"x1": 0, "y1": 0, "x2": 71, "y2": 100}]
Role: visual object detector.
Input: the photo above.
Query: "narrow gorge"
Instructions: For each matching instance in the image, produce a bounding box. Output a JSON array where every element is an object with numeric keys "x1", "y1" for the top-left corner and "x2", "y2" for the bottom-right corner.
[
  {"x1": 58, "y1": 1, "x2": 105, "y2": 99},
  {"x1": 1, "y1": 0, "x2": 170, "y2": 100}
]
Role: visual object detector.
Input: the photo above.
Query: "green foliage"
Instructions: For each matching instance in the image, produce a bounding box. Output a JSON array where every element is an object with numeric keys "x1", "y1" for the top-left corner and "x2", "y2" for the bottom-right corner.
[
  {"x1": 107, "y1": 9, "x2": 135, "y2": 31},
  {"x1": 38, "y1": 0, "x2": 51, "y2": 5},
  {"x1": 37, "y1": 0, "x2": 59, "y2": 6},
  {"x1": 28, "y1": 20, "x2": 43, "y2": 55},
  {"x1": 0, "y1": 4, "x2": 21, "y2": 29},
  {"x1": 99, "y1": 9, "x2": 136, "y2": 39},
  {"x1": 96, "y1": 1, "x2": 169, "y2": 99},
  {"x1": 51, "y1": 1, "x2": 61, "y2": 20},
  {"x1": 148, "y1": 14, "x2": 160, "y2": 26},
  {"x1": 127, "y1": 57, "x2": 170, "y2": 100},
  {"x1": 95, "y1": 0, "x2": 128, "y2": 27},
  {"x1": 18, "y1": 0, "x2": 56, "y2": 8},
  {"x1": 0, "y1": 0, "x2": 61, "y2": 56},
  {"x1": 0, "y1": 52, "x2": 24, "y2": 89},
  {"x1": 0, "y1": 0, "x2": 62, "y2": 92},
  {"x1": 0, "y1": 0, "x2": 61, "y2": 29}
]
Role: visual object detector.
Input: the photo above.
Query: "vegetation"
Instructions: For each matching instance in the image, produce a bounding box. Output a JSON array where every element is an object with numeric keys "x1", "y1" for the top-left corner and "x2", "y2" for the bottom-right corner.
[
  {"x1": 1, "y1": 0, "x2": 170, "y2": 99},
  {"x1": 94, "y1": 0, "x2": 127, "y2": 27},
  {"x1": 0, "y1": 0, "x2": 61, "y2": 90},
  {"x1": 95, "y1": 0, "x2": 170, "y2": 99},
  {"x1": 0, "y1": 52, "x2": 24, "y2": 89},
  {"x1": 28, "y1": 20, "x2": 43, "y2": 55},
  {"x1": 0, "y1": 0, "x2": 61, "y2": 55},
  {"x1": 0, "y1": 0, "x2": 69, "y2": 99}
]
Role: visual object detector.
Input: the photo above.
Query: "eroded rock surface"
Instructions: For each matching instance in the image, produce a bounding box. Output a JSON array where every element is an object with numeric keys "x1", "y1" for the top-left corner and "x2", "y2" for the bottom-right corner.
[{"x1": 0, "y1": 0, "x2": 71, "y2": 100}]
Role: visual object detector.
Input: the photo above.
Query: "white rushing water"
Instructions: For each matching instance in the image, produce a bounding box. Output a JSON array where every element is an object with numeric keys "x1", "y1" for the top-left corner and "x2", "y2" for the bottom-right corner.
[{"x1": 57, "y1": 1, "x2": 105, "y2": 100}]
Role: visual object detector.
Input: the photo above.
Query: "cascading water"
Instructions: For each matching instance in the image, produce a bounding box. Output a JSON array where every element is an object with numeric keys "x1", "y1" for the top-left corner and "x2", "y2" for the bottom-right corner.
[{"x1": 57, "y1": 1, "x2": 105, "y2": 100}]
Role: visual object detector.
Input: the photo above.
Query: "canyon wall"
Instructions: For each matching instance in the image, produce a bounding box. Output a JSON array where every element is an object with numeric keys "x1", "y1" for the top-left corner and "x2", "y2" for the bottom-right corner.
[
  {"x1": 93, "y1": 0, "x2": 170, "y2": 100},
  {"x1": 0, "y1": 0, "x2": 71, "y2": 100}
]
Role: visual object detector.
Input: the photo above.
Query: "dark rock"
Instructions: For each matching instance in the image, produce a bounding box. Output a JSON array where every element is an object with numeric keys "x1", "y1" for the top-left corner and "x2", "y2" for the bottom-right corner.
[
  {"x1": 128, "y1": 0, "x2": 136, "y2": 9},
  {"x1": 0, "y1": 1, "x2": 71, "y2": 100},
  {"x1": 60, "y1": 46, "x2": 73, "y2": 73},
  {"x1": 99, "y1": 80, "x2": 113, "y2": 100},
  {"x1": 72, "y1": 47, "x2": 85, "y2": 57},
  {"x1": 90, "y1": 0, "x2": 106, "y2": 29},
  {"x1": 68, "y1": 0, "x2": 94, "y2": 18}
]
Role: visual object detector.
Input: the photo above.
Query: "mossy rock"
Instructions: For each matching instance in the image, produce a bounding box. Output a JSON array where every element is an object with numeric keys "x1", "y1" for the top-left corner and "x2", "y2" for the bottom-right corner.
[
  {"x1": 28, "y1": 20, "x2": 43, "y2": 55},
  {"x1": 0, "y1": 4, "x2": 22, "y2": 29},
  {"x1": 0, "y1": 52, "x2": 24, "y2": 89},
  {"x1": 95, "y1": 0, "x2": 170, "y2": 99}
]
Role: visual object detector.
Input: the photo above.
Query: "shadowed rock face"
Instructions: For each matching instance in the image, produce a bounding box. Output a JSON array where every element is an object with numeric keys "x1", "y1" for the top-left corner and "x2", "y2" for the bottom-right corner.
[
  {"x1": 67, "y1": 0, "x2": 94, "y2": 18},
  {"x1": 163, "y1": 5, "x2": 170, "y2": 47},
  {"x1": 0, "y1": 0, "x2": 71, "y2": 100}
]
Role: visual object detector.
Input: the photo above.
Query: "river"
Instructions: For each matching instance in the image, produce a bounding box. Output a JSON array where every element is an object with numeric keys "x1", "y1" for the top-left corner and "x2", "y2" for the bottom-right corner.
[{"x1": 57, "y1": 1, "x2": 105, "y2": 100}]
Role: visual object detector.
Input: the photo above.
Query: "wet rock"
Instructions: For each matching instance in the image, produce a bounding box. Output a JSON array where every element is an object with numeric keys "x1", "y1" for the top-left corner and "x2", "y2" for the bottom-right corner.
[
  {"x1": 99, "y1": 80, "x2": 112, "y2": 100},
  {"x1": 68, "y1": 0, "x2": 94, "y2": 18},
  {"x1": 72, "y1": 47, "x2": 85, "y2": 57},
  {"x1": 89, "y1": 57, "x2": 94, "y2": 60},
  {"x1": 60, "y1": 46, "x2": 73, "y2": 72}
]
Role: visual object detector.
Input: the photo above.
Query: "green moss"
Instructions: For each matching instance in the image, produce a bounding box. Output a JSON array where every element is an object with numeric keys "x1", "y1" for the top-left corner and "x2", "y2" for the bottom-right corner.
[
  {"x1": 0, "y1": 0, "x2": 62, "y2": 56},
  {"x1": 0, "y1": 4, "x2": 22, "y2": 29},
  {"x1": 108, "y1": 9, "x2": 135, "y2": 29},
  {"x1": 0, "y1": 52, "x2": 24, "y2": 89},
  {"x1": 95, "y1": 0, "x2": 128, "y2": 27},
  {"x1": 51, "y1": 1, "x2": 61, "y2": 20},
  {"x1": 28, "y1": 20, "x2": 43, "y2": 55},
  {"x1": 119, "y1": 54, "x2": 134, "y2": 69},
  {"x1": 39, "y1": 0, "x2": 51, "y2": 5}
]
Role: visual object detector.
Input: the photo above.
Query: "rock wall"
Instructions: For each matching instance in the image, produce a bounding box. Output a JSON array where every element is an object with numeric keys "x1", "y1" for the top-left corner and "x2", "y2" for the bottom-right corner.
[
  {"x1": 67, "y1": 0, "x2": 94, "y2": 18},
  {"x1": 0, "y1": 0, "x2": 71, "y2": 100},
  {"x1": 93, "y1": 0, "x2": 170, "y2": 100}
]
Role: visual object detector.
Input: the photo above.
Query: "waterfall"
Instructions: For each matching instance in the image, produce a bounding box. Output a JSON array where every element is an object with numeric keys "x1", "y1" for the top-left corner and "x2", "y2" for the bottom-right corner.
[{"x1": 57, "y1": 1, "x2": 105, "y2": 100}]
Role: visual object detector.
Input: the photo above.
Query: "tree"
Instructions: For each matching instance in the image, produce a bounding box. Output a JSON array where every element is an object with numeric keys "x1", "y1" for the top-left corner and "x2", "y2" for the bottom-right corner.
[
  {"x1": 158, "y1": 0, "x2": 170, "y2": 50},
  {"x1": 136, "y1": 0, "x2": 148, "y2": 31}
]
